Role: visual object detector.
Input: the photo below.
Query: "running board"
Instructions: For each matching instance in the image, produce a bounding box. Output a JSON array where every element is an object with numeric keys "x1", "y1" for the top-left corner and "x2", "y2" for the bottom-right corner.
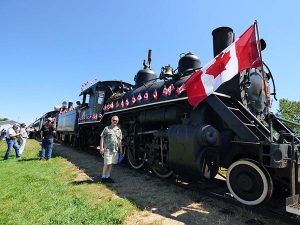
[{"x1": 286, "y1": 194, "x2": 300, "y2": 215}]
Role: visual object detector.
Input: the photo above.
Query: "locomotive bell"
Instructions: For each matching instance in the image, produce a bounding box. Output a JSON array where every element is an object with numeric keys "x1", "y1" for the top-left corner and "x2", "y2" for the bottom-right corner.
[
  {"x1": 160, "y1": 65, "x2": 174, "y2": 79},
  {"x1": 163, "y1": 65, "x2": 173, "y2": 76},
  {"x1": 178, "y1": 52, "x2": 201, "y2": 75}
]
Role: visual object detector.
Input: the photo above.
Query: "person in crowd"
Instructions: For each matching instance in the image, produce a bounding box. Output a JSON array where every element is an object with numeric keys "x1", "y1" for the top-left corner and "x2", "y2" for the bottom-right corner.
[
  {"x1": 68, "y1": 102, "x2": 74, "y2": 111},
  {"x1": 49, "y1": 114, "x2": 57, "y2": 129},
  {"x1": 59, "y1": 101, "x2": 68, "y2": 114},
  {"x1": 99, "y1": 115, "x2": 123, "y2": 183},
  {"x1": 75, "y1": 100, "x2": 81, "y2": 112},
  {"x1": 1, "y1": 129, "x2": 6, "y2": 140},
  {"x1": 3, "y1": 124, "x2": 21, "y2": 160},
  {"x1": 19, "y1": 123, "x2": 29, "y2": 155},
  {"x1": 39, "y1": 117, "x2": 55, "y2": 160}
]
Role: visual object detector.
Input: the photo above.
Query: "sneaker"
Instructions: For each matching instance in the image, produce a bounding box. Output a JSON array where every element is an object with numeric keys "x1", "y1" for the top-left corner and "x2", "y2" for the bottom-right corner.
[
  {"x1": 39, "y1": 157, "x2": 45, "y2": 160},
  {"x1": 106, "y1": 177, "x2": 115, "y2": 183},
  {"x1": 101, "y1": 178, "x2": 107, "y2": 183}
]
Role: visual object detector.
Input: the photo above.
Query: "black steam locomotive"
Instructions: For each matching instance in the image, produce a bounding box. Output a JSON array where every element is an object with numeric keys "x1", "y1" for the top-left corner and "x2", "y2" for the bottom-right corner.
[{"x1": 52, "y1": 26, "x2": 300, "y2": 212}]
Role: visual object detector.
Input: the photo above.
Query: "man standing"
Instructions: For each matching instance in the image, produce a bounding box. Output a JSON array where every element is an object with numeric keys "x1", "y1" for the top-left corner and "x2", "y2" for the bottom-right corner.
[
  {"x1": 3, "y1": 124, "x2": 21, "y2": 160},
  {"x1": 99, "y1": 115, "x2": 123, "y2": 183},
  {"x1": 40, "y1": 118, "x2": 55, "y2": 160},
  {"x1": 19, "y1": 123, "x2": 29, "y2": 155}
]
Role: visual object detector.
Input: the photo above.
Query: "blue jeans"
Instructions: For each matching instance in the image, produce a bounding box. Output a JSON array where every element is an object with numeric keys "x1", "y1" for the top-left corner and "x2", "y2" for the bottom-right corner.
[
  {"x1": 40, "y1": 138, "x2": 54, "y2": 159},
  {"x1": 3, "y1": 138, "x2": 20, "y2": 160}
]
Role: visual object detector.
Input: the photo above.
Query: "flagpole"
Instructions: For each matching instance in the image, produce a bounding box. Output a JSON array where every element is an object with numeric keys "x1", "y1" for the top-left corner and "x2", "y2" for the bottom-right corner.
[{"x1": 255, "y1": 20, "x2": 273, "y2": 142}]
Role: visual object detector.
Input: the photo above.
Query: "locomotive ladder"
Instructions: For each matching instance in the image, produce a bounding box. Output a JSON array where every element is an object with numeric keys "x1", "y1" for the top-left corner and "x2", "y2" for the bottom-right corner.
[{"x1": 206, "y1": 92, "x2": 270, "y2": 143}]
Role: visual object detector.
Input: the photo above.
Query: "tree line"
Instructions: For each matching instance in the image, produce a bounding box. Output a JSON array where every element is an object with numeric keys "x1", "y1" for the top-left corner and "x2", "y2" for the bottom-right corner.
[{"x1": 277, "y1": 99, "x2": 300, "y2": 135}]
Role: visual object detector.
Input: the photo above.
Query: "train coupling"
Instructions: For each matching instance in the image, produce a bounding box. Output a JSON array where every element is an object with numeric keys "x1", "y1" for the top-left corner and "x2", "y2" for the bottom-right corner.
[{"x1": 286, "y1": 194, "x2": 300, "y2": 215}]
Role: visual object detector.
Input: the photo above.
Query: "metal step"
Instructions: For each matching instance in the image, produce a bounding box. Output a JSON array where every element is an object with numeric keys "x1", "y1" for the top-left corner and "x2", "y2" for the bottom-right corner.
[
  {"x1": 208, "y1": 93, "x2": 270, "y2": 142},
  {"x1": 286, "y1": 195, "x2": 300, "y2": 215},
  {"x1": 228, "y1": 107, "x2": 240, "y2": 111}
]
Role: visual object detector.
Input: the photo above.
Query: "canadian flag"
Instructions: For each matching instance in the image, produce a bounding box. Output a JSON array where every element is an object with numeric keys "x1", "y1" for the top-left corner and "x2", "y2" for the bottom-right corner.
[
  {"x1": 121, "y1": 99, "x2": 124, "y2": 108},
  {"x1": 137, "y1": 93, "x2": 142, "y2": 102},
  {"x1": 110, "y1": 102, "x2": 114, "y2": 109},
  {"x1": 186, "y1": 23, "x2": 262, "y2": 106},
  {"x1": 132, "y1": 95, "x2": 136, "y2": 104},
  {"x1": 144, "y1": 91, "x2": 149, "y2": 100},
  {"x1": 125, "y1": 98, "x2": 129, "y2": 106},
  {"x1": 162, "y1": 84, "x2": 175, "y2": 96},
  {"x1": 153, "y1": 89, "x2": 158, "y2": 100},
  {"x1": 115, "y1": 101, "x2": 119, "y2": 108},
  {"x1": 176, "y1": 83, "x2": 187, "y2": 95}
]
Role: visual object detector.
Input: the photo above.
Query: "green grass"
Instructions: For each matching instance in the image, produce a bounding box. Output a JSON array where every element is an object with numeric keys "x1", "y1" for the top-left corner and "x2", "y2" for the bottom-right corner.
[{"x1": 0, "y1": 139, "x2": 137, "y2": 225}]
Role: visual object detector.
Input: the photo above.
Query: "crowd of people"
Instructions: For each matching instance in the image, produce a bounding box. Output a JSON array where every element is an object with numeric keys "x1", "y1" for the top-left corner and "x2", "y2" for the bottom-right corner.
[
  {"x1": 2, "y1": 123, "x2": 28, "y2": 160},
  {"x1": 1, "y1": 117, "x2": 56, "y2": 161}
]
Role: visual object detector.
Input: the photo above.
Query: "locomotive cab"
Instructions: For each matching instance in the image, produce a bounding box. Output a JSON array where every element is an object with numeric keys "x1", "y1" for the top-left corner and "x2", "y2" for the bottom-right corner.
[{"x1": 78, "y1": 80, "x2": 133, "y2": 123}]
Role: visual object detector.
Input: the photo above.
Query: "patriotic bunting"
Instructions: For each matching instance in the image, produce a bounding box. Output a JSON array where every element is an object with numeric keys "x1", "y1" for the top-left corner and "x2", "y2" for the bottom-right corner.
[
  {"x1": 131, "y1": 95, "x2": 136, "y2": 104},
  {"x1": 137, "y1": 93, "x2": 142, "y2": 102},
  {"x1": 153, "y1": 89, "x2": 158, "y2": 100},
  {"x1": 176, "y1": 83, "x2": 187, "y2": 95},
  {"x1": 144, "y1": 91, "x2": 149, "y2": 100},
  {"x1": 162, "y1": 84, "x2": 175, "y2": 96}
]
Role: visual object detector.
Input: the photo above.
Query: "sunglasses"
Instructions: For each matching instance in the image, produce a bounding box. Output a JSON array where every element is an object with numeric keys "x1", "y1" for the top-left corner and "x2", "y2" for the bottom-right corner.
[{"x1": 112, "y1": 120, "x2": 118, "y2": 122}]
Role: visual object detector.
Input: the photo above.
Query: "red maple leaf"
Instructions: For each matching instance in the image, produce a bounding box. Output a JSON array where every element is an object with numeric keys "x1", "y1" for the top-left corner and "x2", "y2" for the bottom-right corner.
[{"x1": 206, "y1": 51, "x2": 231, "y2": 78}]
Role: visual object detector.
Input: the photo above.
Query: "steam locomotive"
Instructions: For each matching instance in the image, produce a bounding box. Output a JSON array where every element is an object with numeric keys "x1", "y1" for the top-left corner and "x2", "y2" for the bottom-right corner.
[{"x1": 45, "y1": 26, "x2": 300, "y2": 213}]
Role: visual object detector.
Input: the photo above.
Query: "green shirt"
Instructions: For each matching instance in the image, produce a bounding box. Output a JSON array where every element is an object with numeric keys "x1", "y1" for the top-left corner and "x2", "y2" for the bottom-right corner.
[{"x1": 101, "y1": 125, "x2": 122, "y2": 153}]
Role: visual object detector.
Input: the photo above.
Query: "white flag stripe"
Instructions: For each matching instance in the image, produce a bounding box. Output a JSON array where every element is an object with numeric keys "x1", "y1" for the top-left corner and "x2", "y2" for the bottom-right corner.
[{"x1": 201, "y1": 40, "x2": 238, "y2": 96}]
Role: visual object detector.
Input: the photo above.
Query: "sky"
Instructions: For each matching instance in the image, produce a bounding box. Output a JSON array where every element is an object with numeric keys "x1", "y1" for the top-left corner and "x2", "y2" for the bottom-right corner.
[{"x1": 0, "y1": 0, "x2": 299, "y2": 125}]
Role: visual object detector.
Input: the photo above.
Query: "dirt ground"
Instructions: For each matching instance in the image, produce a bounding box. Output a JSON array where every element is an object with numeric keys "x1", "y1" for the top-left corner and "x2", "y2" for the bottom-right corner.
[{"x1": 54, "y1": 144, "x2": 292, "y2": 225}]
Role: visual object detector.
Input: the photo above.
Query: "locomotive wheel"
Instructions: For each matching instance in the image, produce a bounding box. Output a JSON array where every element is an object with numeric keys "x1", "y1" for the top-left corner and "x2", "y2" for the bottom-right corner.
[
  {"x1": 226, "y1": 159, "x2": 273, "y2": 205},
  {"x1": 152, "y1": 166, "x2": 173, "y2": 178},
  {"x1": 127, "y1": 147, "x2": 145, "y2": 169}
]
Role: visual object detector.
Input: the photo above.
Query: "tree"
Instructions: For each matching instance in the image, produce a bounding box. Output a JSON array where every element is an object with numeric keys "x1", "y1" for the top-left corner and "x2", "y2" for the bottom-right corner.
[
  {"x1": 277, "y1": 98, "x2": 300, "y2": 135},
  {"x1": 0, "y1": 118, "x2": 8, "y2": 122}
]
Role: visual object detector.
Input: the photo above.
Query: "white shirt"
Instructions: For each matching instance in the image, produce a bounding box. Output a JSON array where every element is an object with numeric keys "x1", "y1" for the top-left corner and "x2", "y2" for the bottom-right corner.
[
  {"x1": 6, "y1": 127, "x2": 16, "y2": 138},
  {"x1": 20, "y1": 128, "x2": 28, "y2": 139}
]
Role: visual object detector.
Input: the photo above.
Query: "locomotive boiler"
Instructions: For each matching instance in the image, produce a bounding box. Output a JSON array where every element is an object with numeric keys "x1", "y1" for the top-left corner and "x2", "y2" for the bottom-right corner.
[{"x1": 54, "y1": 26, "x2": 300, "y2": 213}]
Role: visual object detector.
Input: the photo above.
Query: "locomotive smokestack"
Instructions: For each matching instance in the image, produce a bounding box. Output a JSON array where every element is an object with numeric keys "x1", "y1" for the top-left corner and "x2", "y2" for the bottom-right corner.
[
  {"x1": 148, "y1": 49, "x2": 152, "y2": 67},
  {"x1": 212, "y1": 27, "x2": 234, "y2": 57}
]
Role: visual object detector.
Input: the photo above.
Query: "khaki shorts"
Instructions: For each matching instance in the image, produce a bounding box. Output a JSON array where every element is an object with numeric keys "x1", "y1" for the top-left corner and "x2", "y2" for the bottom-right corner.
[{"x1": 104, "y1": 151, "x2": 118, "y2": 165}]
